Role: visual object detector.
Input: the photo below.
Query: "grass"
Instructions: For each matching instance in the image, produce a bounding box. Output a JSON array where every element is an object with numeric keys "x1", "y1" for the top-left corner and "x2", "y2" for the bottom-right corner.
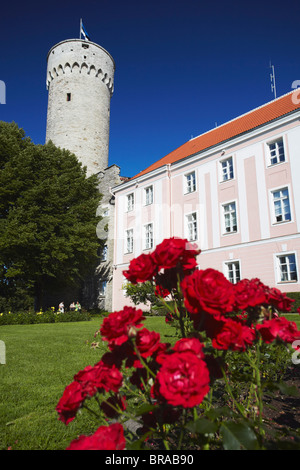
[
  {"x1": 0, "y1": 315, "x2": 174, "y2": 450},
  {"x1": 1, "y1": 313, "x2": 298, "y2": 450}
]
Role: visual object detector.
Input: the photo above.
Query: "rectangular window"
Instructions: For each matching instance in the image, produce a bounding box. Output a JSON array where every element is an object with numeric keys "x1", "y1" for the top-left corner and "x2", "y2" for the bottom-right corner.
[
  {"x1": 99, "y1": 280, "x2": 107, "y2": 296},
  {"x1": 144, "y1": 186, "x2": 153, "y2": 205},
  {"x1": 268, "y1": 137, "x2": 285, "y2": 165},
  {"x1": 125, "y1": 229, "x2": 133, "y2": 253},
  {"x1": 223, "y1": 202, "x2": 237, "y2": 233},
  {"x1": 101, "y1": 245, "x2": 108, "y2": 261},
  {"x1": 126, "y1": 193, "x2": 134, "y2": 212},
  {"x1": 272, "y1": 187, "x2": 291, "y2": 223},
  {"x1": 277, "y1": 253, "x2": 297, "y2": 282},
  {"x1": 66, "y1": 93, "x2": 71, "y2": 101},
  {"x1": 184, "y1": 171, "x2": 196, "y2": 194},
  {"x1": 225, "y1": 261, "x2": 241, "y2": 284},
  {"x1": 220, "y1": 157, "x2": 234, "y2": 181},
  {"x1": 186, "y1": 212, "x2": 198, "y2": 241},
  {"x1": 145, "y1": 223, "x2": 154, "y2": 250}
]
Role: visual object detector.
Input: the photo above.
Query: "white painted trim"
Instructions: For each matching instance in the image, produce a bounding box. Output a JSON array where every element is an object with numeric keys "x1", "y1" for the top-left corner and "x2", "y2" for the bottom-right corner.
[
  {"x1": 218, "y1": 154, "x2": 235, "y2": 183},
  {"x1": 184, "y1": 210, "x2": 199, "y2": 242},
  {"x1": 223, "y1": 258, "x2": 242, "y2": 283},
  {"x1": 220, "y1": 199, "x2": 239, "y2": 236},
  {"x1": 183, "y1": 170, "x2": 197, "y2": 195},
  {"x1": 264, "y1": 133, "x2": 288, "y2": 168},
  {"x1": 111, "y1": 110, "x2": 300, "y2": 193},
  {"x1": 268, "y1": 184, "x2": 294, "y2": 226},
  {"x1": 201, "y1": 232, "x2": 300, "y2": 254},
  {"x1": 273, "y1": 250, "x2": 299, "y2": 285}
]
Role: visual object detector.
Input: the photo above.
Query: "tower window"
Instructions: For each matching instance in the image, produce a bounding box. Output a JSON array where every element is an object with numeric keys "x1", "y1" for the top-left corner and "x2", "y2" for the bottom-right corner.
[{"x1": 66, "y1": 93, "x2": 71, "y2": 101}]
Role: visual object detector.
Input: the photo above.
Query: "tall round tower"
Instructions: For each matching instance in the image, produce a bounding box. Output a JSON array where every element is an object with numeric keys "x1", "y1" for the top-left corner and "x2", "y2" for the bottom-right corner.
[{"x1": 45, "y1": 39, "x2": 115, "y2": 176}]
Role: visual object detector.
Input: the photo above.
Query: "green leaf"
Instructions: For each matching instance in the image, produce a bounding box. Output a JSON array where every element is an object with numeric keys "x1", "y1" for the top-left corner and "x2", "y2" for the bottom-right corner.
[
  {"x1": 134, "y1": 403, "x2": 156, "y2": 416},
  {"x1": 186, "y1": 418, "x2": 218, "y2": 435},
  {"x1": 220, "y1": 421, "x2": 259, "y2": 450},
  {"x1": 277, "y1": 382, "x2": 300, "y2": 397}
]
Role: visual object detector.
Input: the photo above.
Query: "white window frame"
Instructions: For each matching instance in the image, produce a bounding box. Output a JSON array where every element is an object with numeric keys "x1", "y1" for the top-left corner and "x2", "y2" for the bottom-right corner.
[
  {"x1": 270, "y1": 186, "x2": 292, "y2": 224},
  {"x1": 185, "y1": 212, "x2": 198, "y2": 242},
  {"x1": 224, "y1": 260, "x2": 241, "y2": 284},
  {"x1": 125, "y1": 228, "x2": 134, "y2": 254},
  {"x1": 126, "y1": 193, "x2": 134, "y2": 212},
  {"x1": 144, "y1": 185, "x2": 154, "y2": 206},
  {"x1": 144, "y1": 223, "x2": 154, "y2": 250},
  {"x1": 266, "y1": 136, "x2": 286, "y2": 166},
  {"x1": 274, "y1": 252, "x2": 298, "y2": 284},
  {"x1": 219, "y1": 156, "x2": 234, "y2": 182},
  {"x1": 222, "y1": 201, "x2": 238, "y2": 234},
  {"x1": 184, "y1": 171, "x2": 196, "y2": 194}
]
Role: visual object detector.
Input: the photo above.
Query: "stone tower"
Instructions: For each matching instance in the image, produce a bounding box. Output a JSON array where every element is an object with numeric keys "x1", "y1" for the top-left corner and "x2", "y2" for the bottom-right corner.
[
  {"x1": 45, "y1": 39, "x2": 115, "y2": 176},
  {"x1": 44, "y1": 37, "x2": 123, "y2": 313}
]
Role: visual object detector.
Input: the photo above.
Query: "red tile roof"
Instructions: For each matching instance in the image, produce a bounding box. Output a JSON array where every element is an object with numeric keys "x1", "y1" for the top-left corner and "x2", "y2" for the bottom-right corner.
[{"x1": 132, "y1": 90, "x2": 300, "y2": 180}]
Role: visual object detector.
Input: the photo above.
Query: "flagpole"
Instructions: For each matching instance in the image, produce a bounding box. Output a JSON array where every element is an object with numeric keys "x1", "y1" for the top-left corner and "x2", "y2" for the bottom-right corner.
[{"x1": 79, "y1": 18, "x2": 82, "y2": 39}]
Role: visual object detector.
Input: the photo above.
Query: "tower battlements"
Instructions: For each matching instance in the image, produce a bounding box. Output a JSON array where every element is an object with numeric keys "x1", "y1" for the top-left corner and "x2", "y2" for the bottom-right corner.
[
  {"x1": 46, "y1": 39, "x2": 114, "y2": 95},
  {"x1": 45, "y1": 39, "x2": 115, "y2": 176}
]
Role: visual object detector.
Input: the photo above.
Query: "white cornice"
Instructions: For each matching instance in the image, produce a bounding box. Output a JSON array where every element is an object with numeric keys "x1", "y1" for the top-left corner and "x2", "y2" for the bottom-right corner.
[{"x1": 112, "y1": 108, "x2": 300, "y2": 194}]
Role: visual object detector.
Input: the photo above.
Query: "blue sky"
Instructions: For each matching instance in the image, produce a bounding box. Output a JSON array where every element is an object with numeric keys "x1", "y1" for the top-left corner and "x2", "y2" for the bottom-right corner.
[{"x1": 1, "y1": 0, "x2": 300, "y2": 177}]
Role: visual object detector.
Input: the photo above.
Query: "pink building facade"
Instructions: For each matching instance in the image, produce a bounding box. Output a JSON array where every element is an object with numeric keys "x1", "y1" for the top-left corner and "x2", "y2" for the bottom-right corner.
[{"x1": 111, "y1": 90, "x2": 300, "y2": 311}]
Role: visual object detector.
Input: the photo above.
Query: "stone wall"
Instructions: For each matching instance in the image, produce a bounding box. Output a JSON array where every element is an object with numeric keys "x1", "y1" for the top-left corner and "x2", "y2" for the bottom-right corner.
[{"x1": 46, "y1": 39, "x2": 115, "y2": 177}]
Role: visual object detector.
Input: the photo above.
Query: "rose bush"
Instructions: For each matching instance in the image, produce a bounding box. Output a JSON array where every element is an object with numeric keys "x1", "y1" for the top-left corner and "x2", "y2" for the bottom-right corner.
[{"x1": 56, "y1": 238, "x2": 300, "y2": 450}]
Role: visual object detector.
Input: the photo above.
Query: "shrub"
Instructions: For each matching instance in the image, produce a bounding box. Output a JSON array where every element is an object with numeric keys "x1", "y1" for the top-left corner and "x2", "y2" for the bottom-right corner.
[
  {"x1": 286, "y1": 292, "x2": 300, "y2": 312},
  {"x1": 0, "y1": 309, "x2": 91, "y2": 325},
  {"x1": 56, "y1": 238, "x2": 300, "y2": 451}
]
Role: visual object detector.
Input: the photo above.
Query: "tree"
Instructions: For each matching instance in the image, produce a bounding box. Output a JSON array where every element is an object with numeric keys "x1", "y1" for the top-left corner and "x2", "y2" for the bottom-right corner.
[{"x1": 0, "y1": 122, "x2": 102, "y2": 310}]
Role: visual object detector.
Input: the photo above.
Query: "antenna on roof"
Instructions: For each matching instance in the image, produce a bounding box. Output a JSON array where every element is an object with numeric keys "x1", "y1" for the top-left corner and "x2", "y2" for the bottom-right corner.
[{"x1": 270, "y1": 61, "x2": 277, "y2": 99}]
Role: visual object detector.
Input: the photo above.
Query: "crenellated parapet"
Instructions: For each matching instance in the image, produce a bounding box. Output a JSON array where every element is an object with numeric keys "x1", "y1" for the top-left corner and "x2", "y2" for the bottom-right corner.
[
  {"x1": 46, "y1": 39, "x2": 115, "y2": 95},
  {"x1": 46, "y1": 60, "x2": 114, "y2": 95},
  {"x1": 45, "y1": 38, "x2": 115, "y2": 177}
]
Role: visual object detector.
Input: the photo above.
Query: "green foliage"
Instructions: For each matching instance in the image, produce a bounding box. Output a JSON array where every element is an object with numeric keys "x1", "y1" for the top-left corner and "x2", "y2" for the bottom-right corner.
[
  {"x1": 0, "y1": 122, "x2": 103, "y2": 310},
  {"x1": 0, "y1": 309, "x2": 91, "y2": 325},
  {"x1": 286, "y1": 292, "x2": 300, "y2": 312},
  {"x1": 124, "y1": 281, "x2": 158, "y2": 312}
]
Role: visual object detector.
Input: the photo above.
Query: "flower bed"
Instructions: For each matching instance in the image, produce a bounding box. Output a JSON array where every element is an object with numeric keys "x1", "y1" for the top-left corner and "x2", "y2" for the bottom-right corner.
[
  {"x1": 56, "y1": 238, "x2": 300, "y2": 450},
  {"x1": 0, "y1": 309, "x2": 90, "y2": 325}
]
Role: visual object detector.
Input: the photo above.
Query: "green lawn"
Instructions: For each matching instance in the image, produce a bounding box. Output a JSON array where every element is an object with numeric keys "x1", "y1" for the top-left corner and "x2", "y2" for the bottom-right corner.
[
  {"x1": 0, "y1": 313, "x2": 298, "y2": 450},
  {"x1": 0, "y1": 315, "x2": 174, "y2": 450}
]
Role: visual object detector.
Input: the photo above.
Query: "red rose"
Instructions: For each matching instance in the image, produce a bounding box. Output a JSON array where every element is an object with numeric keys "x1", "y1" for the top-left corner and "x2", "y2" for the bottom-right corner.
[
  {"x1": 73, "y1": 365, "x2": 100, "y2": 397},
  {"x1": 74, "y1": 361, "x2": 123, "y2": 395},
  {"x1": 66, "y1": 423, "x2": 126, "y2": 450},
  {"x1": 266, "y1": 287, "x2": 294, "y2": 312},
  {"x1": 56, "y1": 381, "x2": 86, "y2": 425},
  {"x1": 173, "y1": 337, "x2": 205, "y2": 359},
  {"x1": 233, "y1": 278, "x2": 268, "y2": 311},
  {"x1": 181, "y1": 268, "x2": 235, "y2": 318},
  {"x1": 100, "y1": 306, "x2": 145, "y2": 348},
  {"x1": 123, "y1": 253, "x2": 157, "y2": 284},
  {"x1": 153, "y1": 351, "x2": 210, "y2": 408},
  {"x1": 212, "y1": 318, "x2": 256, "y2": 352},
  {"x1": 135, "y1": 328, "x2": 161, "y2": 359},
  {"x1": 152, "y1": 237, "x2": 200, "y2": 271},
  {"x1": 256, "y1": 317, "x2": 300, "y2": 344}
]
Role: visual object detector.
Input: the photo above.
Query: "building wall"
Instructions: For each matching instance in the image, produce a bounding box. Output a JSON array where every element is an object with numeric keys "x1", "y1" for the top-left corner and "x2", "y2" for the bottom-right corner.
[{"x1": 112, "y1": 113, "x2": 300, "y2": 311}]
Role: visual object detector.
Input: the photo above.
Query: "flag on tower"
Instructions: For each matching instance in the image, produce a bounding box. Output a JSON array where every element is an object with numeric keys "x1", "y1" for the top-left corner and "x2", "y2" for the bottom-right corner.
[{"x1": 80, "y1": 20, "x2": 91, "y2": 41}]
